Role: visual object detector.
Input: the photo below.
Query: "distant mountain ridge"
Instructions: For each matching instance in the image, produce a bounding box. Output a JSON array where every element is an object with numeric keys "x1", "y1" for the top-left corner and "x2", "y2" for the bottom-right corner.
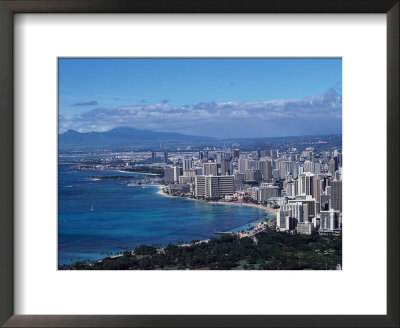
[{"x1": 59, "y1": 127, "x2": 216, "y2": 150}]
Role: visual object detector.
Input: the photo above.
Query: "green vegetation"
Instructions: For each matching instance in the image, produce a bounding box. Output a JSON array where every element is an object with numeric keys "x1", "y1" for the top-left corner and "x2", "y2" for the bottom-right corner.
[{"x1": 59, "y1": 231, "x2": 341, "y2": 270}]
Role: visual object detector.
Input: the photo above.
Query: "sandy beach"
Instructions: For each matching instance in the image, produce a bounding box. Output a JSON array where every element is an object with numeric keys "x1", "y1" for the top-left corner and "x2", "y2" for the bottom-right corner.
[
  {"x1": 156, "y1": 185, "x2": 177, "y2": 199},
  {"x1": 212, "y1": 200, "x2": 277, "y2": 216}
]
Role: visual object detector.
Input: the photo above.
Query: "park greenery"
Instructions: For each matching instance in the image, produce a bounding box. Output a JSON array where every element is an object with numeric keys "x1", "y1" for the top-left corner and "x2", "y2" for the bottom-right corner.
[{"x1": 59, "y1": 231, "x2": 342, "y2": 270}]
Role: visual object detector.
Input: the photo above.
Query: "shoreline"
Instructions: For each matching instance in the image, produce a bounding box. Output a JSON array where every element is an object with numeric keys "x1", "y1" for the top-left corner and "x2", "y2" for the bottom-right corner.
[
  {"x1": 65, "y1": 184, "x2": 277, "y2": 264},
  {"x1": 156, "y1": 184, "x2": 277, "y2": 216}
]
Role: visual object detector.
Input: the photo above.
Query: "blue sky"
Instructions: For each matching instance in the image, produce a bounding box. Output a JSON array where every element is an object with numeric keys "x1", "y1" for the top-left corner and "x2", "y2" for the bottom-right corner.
[{"x1": 59, "y1": 58, "x2": 342, "y2": 138}]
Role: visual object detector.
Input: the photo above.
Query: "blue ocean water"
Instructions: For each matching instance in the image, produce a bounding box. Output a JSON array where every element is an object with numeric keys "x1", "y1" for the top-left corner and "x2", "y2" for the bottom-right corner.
[{"x1": 58, "y1": 163, "x2": 274, "y2": 265}]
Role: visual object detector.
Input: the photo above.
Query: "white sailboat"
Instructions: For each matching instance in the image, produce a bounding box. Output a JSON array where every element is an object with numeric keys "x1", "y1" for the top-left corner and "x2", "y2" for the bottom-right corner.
[{"x1": 90, "y1": 204, "x2": 94, "y2": 212}]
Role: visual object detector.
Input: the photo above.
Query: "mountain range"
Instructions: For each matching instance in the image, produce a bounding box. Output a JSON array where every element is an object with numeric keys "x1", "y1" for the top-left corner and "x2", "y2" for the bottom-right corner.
[{"x1": 59, "y1": 127, "x2": 216, "y2": 150}]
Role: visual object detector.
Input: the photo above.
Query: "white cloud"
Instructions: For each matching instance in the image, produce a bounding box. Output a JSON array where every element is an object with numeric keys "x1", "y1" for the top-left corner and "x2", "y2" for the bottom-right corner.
[{"x1": 59, "y1": 86, "x2": 342, "y2": 137}]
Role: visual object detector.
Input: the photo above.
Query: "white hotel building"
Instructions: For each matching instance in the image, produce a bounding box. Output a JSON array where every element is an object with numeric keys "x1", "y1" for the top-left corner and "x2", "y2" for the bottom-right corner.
[{"x1": 195, "y1": 175, "x2": 235, "y2": 199}]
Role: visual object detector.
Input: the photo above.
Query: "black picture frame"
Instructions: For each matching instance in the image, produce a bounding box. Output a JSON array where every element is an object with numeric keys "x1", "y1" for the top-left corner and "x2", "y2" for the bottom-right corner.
[{"x1": 0, "y1": 1, "x2": 398, "y2": 327}]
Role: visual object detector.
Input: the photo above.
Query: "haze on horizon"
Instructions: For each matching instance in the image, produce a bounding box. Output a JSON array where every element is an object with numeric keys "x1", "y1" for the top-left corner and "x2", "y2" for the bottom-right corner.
[{"x1": 59, "y1": 58, "x2": 342, "y2": 138}]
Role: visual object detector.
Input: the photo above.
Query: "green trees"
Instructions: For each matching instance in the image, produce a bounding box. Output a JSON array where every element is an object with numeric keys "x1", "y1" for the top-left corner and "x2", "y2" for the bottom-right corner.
[
  {"x1": 59, "y1": 232, "x2": 342, "y2": 271},
  {"x1": 134, "y1": 245, "x2": 157, "y2": 256}
]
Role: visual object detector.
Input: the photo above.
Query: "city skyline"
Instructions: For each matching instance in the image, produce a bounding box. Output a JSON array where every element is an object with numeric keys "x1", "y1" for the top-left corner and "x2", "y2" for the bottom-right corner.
[
  {"x1": 59, "y1": 135, "x2": 343, "y2": 270},
  {"x1": 59, "y1": 58, "x2": 342, "y2": 138}
]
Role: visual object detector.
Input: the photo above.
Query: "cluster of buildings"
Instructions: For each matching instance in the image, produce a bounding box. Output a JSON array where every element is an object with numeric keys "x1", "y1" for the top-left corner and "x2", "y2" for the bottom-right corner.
[{"x1": 160, "y1": 145, "x2": 342, "y2": 236}]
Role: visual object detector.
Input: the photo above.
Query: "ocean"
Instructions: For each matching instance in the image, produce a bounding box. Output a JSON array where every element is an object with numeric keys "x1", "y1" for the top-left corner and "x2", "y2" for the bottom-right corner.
[{"x1": 58, "y1": 163, "x2": 274, "y2": 265}]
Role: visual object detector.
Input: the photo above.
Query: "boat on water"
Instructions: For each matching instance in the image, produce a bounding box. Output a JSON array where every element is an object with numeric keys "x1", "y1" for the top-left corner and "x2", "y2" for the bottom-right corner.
[{"x1": 90, "y1": 204, "x2": 94, "y2": 212}]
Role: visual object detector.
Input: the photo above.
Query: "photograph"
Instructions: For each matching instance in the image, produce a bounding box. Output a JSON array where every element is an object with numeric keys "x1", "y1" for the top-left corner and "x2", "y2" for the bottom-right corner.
[{"x1": 58, "y1": 58, "x2": 342, "y2": 270}]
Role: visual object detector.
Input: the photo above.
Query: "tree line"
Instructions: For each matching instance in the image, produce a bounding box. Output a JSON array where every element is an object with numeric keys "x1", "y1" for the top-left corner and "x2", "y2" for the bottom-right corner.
[{"x1": 59, "y1": 231, "x2": 342, "y2": 270}]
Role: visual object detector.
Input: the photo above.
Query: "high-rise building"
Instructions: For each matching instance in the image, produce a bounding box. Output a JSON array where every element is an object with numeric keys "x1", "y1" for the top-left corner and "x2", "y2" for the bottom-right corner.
[
  {"x1": 247, "y1": 159, "x2": 258, "y2": 170},
  {"x1": 326, "y1": 185, "x2": 331, "y2": 196},
  {"x1": 330, "y1": 180, "x2": 342, "y2": 211},
  {"x1": 179, "y1": 176, "x2": 194, "y2": 184},
  {"x1": 218, "y1": 176, "x2": 235, "y2": 196},
  {"x1": 164, "y1": 167, "x2": 175, "y2": 183},
  {"x1": 163, "y1": 151, "x2": 168, "y2": 163},
  {"x1": 208, "y1": 176, "x2": 220, "y2": 198},
  {"x1": 281, "y1": 202, "x2": 304, "y2": 223},
  {"x1": 298, "y1": 173, "x2": 314, "y2": 196},
  {"x1": 321, "y1": 194, "x2": 330, "y2": 211},
  {"x1": 245, "y1": 169, "x2": 262, "y2": 182},
  {"x1": 194, "y1": 176, "x2": 206, "y2": 197},
  {"x1": 183, "y1": 158, "x2": 193, "y2": 171},
  {"x1": 194, "y1": 167, "x2": 203, "y2": 175},
  {"x1": 233, "y1": 149, "x2": 240, "y2": 159},
  {"x1": 278, "y1": 161, "x2": 295, "y2": 179},
  {"x1": 259, "y1": 160, "x2": 272, "y2": 181},
  {"x1": 312, "y1": 177, "x2": 321, "y2": 211},
  {"x1": 314, "y1": 161, "x2": 322, "y2": 175},
  {"x1": 320, "y1": 209, "x2": 340, "y2": 231},
  {"x1": 216, "y1": 152, "x2": 223, "y2": 164},
  {"x1": 289, "y1": 197, "x2": 317, "y2": 221},
  {"x1": 297, "y1": 222, "x2": 314, "y2": 235},
  {"x1": 221, "y1": 159, "x2": 232, "y2": 175},
  {"x1": 173, "y1": 166, "x2": 181, "y2": 183},
  {"x1": 238, "y1": 158, "x2": 246, "y2": 173},
  {"x1": 329, "y1": 158, "x2": 337, "y2": 175},
  {"x1": 277, "y1": 209, "x2": 289, "y2": 230},
  {"x1": 234, "y1": 172, "x2": 246, "y2": 181},
  {"x1": 202, "y1": 162, "x2": 218, "y2": 176},
  {"x1": 183, "y1": 169, "x2": 197, "y2": 177},
  {"x1": 272, "y1": 169, "x2": 280, "y2": 180},
  {"x1": 298, "y1": 165, "x2": 304, "y2": 177},
  {"x1": 151, "y1": 152, "x2": 156, "y2": 164},
  {"x1": 259, "y1": 185, "x2": 280, "y2": 202},
  {"x1": 285, "y1": 181, "x2": 296, "y2": 197},
  {"x1": 337, "y1": 153, "x2": 343, "y2": 168},
  {"x1": 248, "y1": 187, "x2": 259, "y2": 201},
  {"x1": 277, "y1": 209, "x2": 297, "y2": 231},
  {"x1": 270, "y1": 149, "x2": 279, "y2": 159},
  {"x1": 303, "y1": 160, "x2": 315, "y2": 173},
  {"x1": 302, "y1": 150, "x2": 313, "y2": 161},
  {"x1": 292, "y1": 163, "x2": 299, "y2": 179},
  {"x1": 195, "y1": 175, "x2": 234, "y2": 198}
]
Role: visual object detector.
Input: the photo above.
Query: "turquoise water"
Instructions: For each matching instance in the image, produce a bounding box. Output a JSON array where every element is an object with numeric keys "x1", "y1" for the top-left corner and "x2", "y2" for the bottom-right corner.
[{"x1": 58, "y1": 164, "x2": 274, "y2": 265}]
